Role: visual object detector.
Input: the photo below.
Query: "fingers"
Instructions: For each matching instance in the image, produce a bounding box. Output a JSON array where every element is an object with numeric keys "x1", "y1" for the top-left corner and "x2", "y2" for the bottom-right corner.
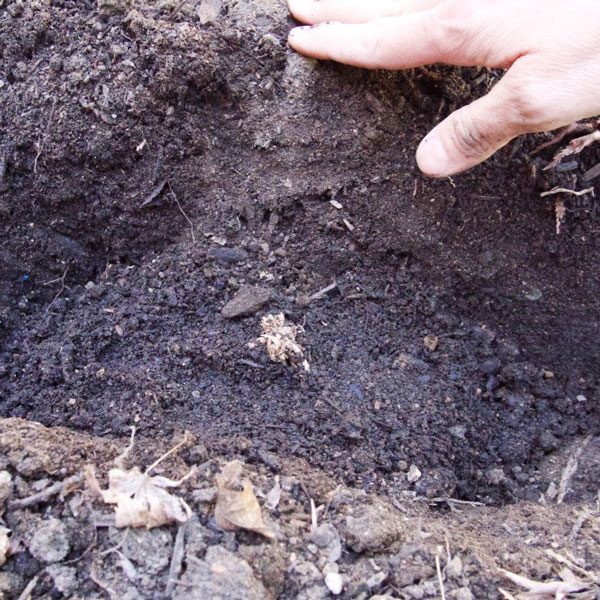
[
  {"x1": 288, "y1": 14, "x2": 452, "y2": 69},
  {"x1": 288, "y1": 0, "x2": 442, "y2": 25}
]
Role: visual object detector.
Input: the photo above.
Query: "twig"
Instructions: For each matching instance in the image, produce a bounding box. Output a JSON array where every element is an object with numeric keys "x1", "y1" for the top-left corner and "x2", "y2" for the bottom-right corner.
[
  {"x1": 555, "y1": 199, "x2": 567, "y2": 235},
  {"x1": 45, "y1": 265, "x2": 69, "y2": 313},
  {"x1": 569, "y1": 510, "x2": 592, "y2": 543},
  {"x1": 17, "y1": 575, "x2": 40, "y2": 600},
  {"x1": 435, "y1": 552, "x2": 447, "y2": 600},
  {"x1": 166, "y1": 523, "x2": 186, "y2": 597},
  {"x1": 310, "y1": 498, "x2": 318, "y2": 528},
  {"x1": 0, "y1": 141, "x2": 14, "y2": 184},
  {"x1": 33, "y1": 96, "x2": 57, "y2": 174},
  {"x1": 557, "y1": 436, "x2": 592, "y2": 504},
  {"x1": 115, "y1": 426, "x2": 136, "y2": 470},
  {"x1": 530, "y1": 122, "x2": 595, "y2": 156},
  {"x1": 299, "y1": 480, "x2": 318, "y2": 528},
  {"x1": 296, "y1": 281, "x2": 338, "y2": 306},
  {"x1": 63, "y1": 527, "x2": 98, "y2": 565},
  {"x1": 545, "y1": 130, "x2": 600, "y2": 170},
  {"x1": 140, "y1": 179, "x2": 167, "y2": 208},
  {"x1": 144, "y1": 434, "x2": 191, "y2": 476},
  {"x1": 90, "y1": 560, "x2": 118, "y2": 599},
  {"x1": 417, "y1": 496, "x2": 485, "y2": 508},
  {"x1": 167, "y1": 182, "x2": 196, "y2": 244},
  {"x1": 545, "y1": 549, "x2": 599, "y2": 583},
  {"x1": 540, "y1": 187, "x2": 595, "y2": 198},
  {"x1": 8, "y1": 475, "x2": 82, "y2": 509}
]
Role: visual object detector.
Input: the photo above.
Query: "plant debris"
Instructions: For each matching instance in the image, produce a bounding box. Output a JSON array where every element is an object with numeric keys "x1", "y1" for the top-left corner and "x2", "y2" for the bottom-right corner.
[
  {"x1": 423, "y1": 334, "x2": 439, "y2": 351},
  {"x1": 85, "y1": 435, "x2": 196, "y2": 529},
  {"x1": 499, "y1": 566, "x2": 596, "y2": 600},
  {"x1": 545, "y1": 129, "x2": 600, "y2": 170},
  {"x1": 214, "y1": 460, "x2": 275, "y2": 540},
  {"x1": 0, "y1": 527, "x2": 10, "y2": 567},
  {"x1": 249, "y1": 313, "x2": 310, "y2": 372}
]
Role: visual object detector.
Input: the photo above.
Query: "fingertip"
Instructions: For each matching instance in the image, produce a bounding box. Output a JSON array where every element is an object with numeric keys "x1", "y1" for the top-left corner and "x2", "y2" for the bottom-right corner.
[
  {"x1": 416, "y1": 135, "x2": 454, "y2": 178},
  {"x1": 287, "y1": 25, "x2": 309, "y2": 47},
  {"x1": 288, "y1": 0, "x2": 317, "y2": 24}
]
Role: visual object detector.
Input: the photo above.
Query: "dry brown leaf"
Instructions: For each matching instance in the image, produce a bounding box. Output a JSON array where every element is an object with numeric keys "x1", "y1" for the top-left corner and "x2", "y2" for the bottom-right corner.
[
  {"x1": 0, "y1": 527, "x2": 10, "y2": 567},
  {"x1": 215, "y1": 460, "x2": 275, "y2": 540},
  {"x1": 86, "y1": 465, "x2": 195, "y2": 529},
  {"x1": 85, "y1": 434, "x2": 196, "y2": 529}
]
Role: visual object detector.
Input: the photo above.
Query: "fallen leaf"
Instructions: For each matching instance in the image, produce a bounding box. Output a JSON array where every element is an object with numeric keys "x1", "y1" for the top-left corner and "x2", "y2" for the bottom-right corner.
[
  {"x1": 86, "y1": 465, "x2": 195, "y2": 529},
  {"x1": 215, "y1": 460, "x2": 275, "y2": 540},
  {"x1": 85, "y1": 434, "x2": 196, "y2": 529},
  {"x1": 0, "y1": 527, "x2": 10, "y2": 567}
]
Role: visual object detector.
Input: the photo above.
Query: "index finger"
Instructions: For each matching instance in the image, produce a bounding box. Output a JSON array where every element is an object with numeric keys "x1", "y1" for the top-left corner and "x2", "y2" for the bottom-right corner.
[
  {"x1": 288, "y1": 7, "x2": 515, "y2": 70},
  {"x1": 288, "y1": 14, "x2": 452, "y2": 69},
  {"x1": 288, "y1": 0, "x2": 442, "y2": 25}
]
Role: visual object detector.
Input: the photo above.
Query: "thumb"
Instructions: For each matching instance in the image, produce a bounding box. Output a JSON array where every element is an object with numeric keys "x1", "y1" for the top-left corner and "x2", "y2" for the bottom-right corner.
[{"x1": 416, "y1": 79, "x2": 526, "y2": 177}]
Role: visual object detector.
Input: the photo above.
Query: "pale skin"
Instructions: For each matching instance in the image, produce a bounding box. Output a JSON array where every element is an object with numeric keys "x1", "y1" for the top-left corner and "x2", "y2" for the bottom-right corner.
[{"x1": 287, "y1": 0, "x2": 600, "y2": 177}]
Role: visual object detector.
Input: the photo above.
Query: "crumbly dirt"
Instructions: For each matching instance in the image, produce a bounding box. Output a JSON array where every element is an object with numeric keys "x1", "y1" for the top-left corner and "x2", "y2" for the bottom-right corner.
[{"x1": 1, "y1": 0, "x2": 599, "y2": 598}]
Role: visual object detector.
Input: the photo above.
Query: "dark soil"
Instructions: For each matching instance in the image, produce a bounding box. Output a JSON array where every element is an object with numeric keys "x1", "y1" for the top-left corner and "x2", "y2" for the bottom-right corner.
[{"x1": 1, "y1": 1, "x2": 600, "y2": 596}]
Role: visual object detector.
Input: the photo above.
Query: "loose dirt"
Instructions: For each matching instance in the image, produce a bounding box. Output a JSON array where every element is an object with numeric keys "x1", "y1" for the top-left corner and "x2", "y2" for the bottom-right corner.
[{"x1": 0, "y1": 1, "x2": 599, "y2": 598}]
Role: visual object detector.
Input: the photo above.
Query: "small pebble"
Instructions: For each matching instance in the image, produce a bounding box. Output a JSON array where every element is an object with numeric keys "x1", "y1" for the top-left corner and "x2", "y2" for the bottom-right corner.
[
  {"x1": 324, "y1": 572, "x2": 343, "y2": 595},
  {"x1": 407, "y1": 465, "x2": 422, "y2": 483}
]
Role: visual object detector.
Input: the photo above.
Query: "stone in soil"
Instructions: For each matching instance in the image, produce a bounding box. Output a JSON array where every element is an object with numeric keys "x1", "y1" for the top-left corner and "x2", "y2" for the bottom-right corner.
[
  {"x1": 173, "y1": 545, "x2": 268, "y2": 600},
  {"x1": 46, "y1": 564, "x2": 77, "y2": 595},
  {"x1": 113, "y1": 527, "x2": 173, "y2": 575},
  {"x1": 309, "y1": 523, "x2": 342, "y2": 563},
  {"x1": 221, "y1": 285, "x2": 272, "y2": 319},
  {"x1": 343, "y1": 503, "x2": 404, "y2": 553},
  {"x1": 28, "y1": 519, "x2": 70, "y2": 563},
  {"x1": 0, "y1": 471, "x2": 12, "y2": 505}
]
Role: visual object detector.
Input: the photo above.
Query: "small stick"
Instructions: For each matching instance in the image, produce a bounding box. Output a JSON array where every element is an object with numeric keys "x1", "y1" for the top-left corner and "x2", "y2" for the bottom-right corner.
[
  {"x1": 167, "y1": 182, "x2": 196, "y2": 243},
  {"x1": 17, "y1": 575, "x2": 40, "y2": 600},
  {"x1": 33, "y1": 96, "x2": 57, "y2": 174},
  {"x1": 144, "y1": 434, "x2": 191, "y2": 475},
  {"x1": 45, "y1": 265, "x2": 69, "y2": 313},
  {"x1": 540, "y1": 187, "x2": 595, "y2": 198},
  {"x1": 166, "y1": 523, "x2": 186, "y2": 597},
  {"x1": 435, "y1": 552, "x2": 447, "y2": 600},
  {"x1": 90, "y1": 560, "x2": 118, "y2": 599},
  {"x1": 310, "y1": 498, "x2": 318, "y2": 528},
  {"x1": 557, "y1": 436, "x2": 591, "y2": 504},
  {"x1": 530, "y1": 122, "x2": 593, "y2": 156},
  {"x1": 115, "y1": 426, "x2": 136, "y2": 469},
  {"x1": 297, "y1": 281, "x2": 338, "y2": 306},
  {"x1": 8, "y1": 475, "x2": 81, "y2": 509}
]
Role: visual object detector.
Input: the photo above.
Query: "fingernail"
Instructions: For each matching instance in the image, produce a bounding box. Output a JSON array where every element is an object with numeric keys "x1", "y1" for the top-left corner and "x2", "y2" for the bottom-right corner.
[
  {"x1": 416, "y1": 136, "x2": 453, "y2": 178},
  {"x1": 288, "y1": 25, "x2": 311, "y2": 36}
]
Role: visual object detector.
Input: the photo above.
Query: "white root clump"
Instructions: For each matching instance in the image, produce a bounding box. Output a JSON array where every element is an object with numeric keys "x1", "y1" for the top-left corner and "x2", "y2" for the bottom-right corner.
[{"x1": 249, "y1": 313, "x2": 310, "y2": 372}]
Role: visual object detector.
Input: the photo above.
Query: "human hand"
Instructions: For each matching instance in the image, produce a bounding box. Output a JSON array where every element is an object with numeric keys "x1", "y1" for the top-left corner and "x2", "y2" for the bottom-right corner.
[{"x1": 287, "y1": 0, "x2": 600, "y2": 177}]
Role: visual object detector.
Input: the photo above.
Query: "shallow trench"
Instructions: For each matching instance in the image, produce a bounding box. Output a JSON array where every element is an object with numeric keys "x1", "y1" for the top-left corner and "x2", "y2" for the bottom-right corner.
[{"x1": 1, "y1": 0, "x2": 599, "y2": 509}]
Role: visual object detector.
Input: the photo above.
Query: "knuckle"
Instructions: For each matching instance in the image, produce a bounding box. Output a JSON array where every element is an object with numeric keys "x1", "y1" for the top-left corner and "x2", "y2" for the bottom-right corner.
[
  {"x1": 450, "y1": 107, "x2": 495, "y2": 159},
  {"x1": 428, "y1": 3, "x2": 471, "y2": 56}
]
